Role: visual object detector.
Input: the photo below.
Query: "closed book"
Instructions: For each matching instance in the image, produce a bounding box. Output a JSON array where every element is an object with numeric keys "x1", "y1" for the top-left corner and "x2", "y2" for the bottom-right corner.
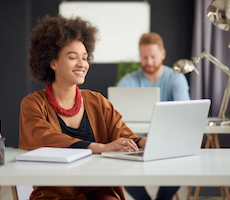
[{"x1": 15, "y1": 147, "x2": 92, "y2": 163}]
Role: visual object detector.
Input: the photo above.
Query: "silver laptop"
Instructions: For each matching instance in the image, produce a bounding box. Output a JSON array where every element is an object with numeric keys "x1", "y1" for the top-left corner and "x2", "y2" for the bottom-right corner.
[
  {"x1": 108, "y1": 87, "x2": 160, "y2": 122},
  {"x1": 101, "y1": 99, "x2": 211, "y2": 162}
]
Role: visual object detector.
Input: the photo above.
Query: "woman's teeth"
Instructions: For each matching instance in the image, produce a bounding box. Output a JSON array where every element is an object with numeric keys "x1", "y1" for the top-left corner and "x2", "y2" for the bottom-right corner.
[{"x1": 74, "y1": 71, "x2": 83, "y2": 74}]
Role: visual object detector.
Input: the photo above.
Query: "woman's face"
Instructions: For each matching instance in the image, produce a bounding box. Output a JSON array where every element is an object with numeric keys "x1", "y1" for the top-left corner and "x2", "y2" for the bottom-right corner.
[{"x1": 51, "y1": 40, "x2": 89, "y2": 86}]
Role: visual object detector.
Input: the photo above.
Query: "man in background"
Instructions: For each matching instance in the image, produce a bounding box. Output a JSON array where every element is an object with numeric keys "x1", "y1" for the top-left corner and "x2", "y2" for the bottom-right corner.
[
  {"x1": 117, "y1": 32, "x2": 190, "y2": 101},
  {"x1": 117, "y1": 33, "x2": 190, "y2": 200}
]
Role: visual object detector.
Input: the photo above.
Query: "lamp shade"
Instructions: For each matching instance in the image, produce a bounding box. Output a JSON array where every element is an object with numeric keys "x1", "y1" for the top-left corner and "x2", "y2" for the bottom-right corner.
[
  {"x1": 207, "y1": 0, "x2": 230, "y2": 31},
  {"x1": 173, "y1": 59, "x2": 199, "y2": 74}
]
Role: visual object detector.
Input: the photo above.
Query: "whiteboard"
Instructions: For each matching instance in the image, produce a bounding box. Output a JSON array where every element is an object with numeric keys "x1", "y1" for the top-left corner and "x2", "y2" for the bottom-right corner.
[{"x1": 59, "y1": 2, "x2": 150, "y2": 63}]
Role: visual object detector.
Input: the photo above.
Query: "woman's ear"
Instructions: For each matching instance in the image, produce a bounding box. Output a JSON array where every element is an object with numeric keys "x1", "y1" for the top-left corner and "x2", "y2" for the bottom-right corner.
[{"x1": 50, "y1": 60, "x2": 57, "y2": 70}]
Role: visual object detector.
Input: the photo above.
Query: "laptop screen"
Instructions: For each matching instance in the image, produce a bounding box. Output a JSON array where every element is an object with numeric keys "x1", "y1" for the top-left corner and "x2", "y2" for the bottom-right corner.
[{"x1": 108, "y1": 87, "x2": 160, "y2": 122}]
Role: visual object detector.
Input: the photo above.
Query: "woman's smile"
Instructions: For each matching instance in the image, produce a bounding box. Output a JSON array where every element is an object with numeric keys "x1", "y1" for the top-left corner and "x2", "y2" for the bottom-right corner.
[{"x1": 73, "y1": 70, "x2": 84, "y2": 77}]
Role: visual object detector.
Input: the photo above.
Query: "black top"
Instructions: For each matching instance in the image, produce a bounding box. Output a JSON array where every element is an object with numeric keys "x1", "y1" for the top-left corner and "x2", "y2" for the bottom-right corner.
[
  {"x1": 57, "y1": 110, "x2": 142, "y2": 149},
  {"x1": 57, "y1": 110, "x2": 95, "y2": 149}
]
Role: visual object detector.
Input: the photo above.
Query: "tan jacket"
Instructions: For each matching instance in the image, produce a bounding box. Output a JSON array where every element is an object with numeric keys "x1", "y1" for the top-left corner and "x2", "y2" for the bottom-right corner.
[{"x1": 19, "y1": 89, "x2": 143, "y2": 200}]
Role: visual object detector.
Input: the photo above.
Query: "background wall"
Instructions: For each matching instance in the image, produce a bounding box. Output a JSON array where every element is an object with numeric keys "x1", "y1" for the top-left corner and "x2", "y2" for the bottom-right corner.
[{"x1": 0, "y1": 0, "x2": 195, "y2": 147}]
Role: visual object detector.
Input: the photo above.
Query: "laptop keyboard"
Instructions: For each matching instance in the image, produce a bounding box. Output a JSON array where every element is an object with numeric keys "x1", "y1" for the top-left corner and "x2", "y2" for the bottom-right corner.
[{"x1": 126, "y1": 152, "x2": 144, "y2": 157}]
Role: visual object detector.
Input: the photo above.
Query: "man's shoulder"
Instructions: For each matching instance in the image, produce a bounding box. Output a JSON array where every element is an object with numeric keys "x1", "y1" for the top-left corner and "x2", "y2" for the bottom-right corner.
[
  {"x1": 163, "y1": 65, "x2": 185, "y2": 78},
  {"x1": 163, "y1": 65, "x2": 174, "y2": 73},
  {"x1": 124, "y1": 68, "x2": 141, "y2": 78}
]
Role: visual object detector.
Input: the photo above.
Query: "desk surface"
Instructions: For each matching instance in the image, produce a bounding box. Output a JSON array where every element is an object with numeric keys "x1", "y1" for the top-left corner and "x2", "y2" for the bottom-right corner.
[
  {"x1": 0, "y1": 148, "x2": 230, "y2": 186},
  {"x1": 126, "y1": 122, "x2": 230, "y2": 134}
]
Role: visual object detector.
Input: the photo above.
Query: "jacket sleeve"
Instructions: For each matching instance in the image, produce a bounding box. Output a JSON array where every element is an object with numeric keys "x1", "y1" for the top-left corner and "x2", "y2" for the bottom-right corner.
[
  {"x1": 19, "y1": 95, "x2": 80, "y2": 150},
  {"x1": 98, "y1": 93, "x2": 144, "y2": 143}
]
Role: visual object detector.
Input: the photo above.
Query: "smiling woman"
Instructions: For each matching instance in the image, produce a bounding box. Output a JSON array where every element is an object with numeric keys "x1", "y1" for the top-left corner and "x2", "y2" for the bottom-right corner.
[{"x1": 19, "y1": 15, "x2": 146, "y2": 200}]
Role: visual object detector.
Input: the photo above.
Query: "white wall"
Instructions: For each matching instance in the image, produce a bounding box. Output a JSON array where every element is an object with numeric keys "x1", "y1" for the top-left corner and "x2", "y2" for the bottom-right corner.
[{"x1": 59, "y1": 2, "x2": 150, "y2": 63}]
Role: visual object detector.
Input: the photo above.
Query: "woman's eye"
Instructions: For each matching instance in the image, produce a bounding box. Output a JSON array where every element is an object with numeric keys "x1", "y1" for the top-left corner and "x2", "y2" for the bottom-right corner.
[{"x1": 69, "y1": 57, "x2": 75, "y2": 60}]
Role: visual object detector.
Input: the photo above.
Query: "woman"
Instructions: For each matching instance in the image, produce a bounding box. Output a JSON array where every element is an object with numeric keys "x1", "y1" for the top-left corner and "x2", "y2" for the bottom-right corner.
[{"x1": 19, "y1": 15, "x2": 146, "y2": 200}]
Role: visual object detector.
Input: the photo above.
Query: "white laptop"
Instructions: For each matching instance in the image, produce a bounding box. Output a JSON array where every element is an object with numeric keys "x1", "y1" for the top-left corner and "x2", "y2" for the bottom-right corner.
[
  {"x1": 108, "y1": 87, "x2": 160, "y2": 122},
  {"x1": 101, "y1": 99, "x2": 211, "y2": 162},
  {"x1": 15, "y1": 147, "x2": 92, "y2": 163}
]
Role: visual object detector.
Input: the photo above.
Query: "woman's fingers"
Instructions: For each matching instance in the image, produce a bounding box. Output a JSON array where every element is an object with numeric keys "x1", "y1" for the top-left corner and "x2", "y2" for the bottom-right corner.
[
  {"x1": 120, "y1": 145, "x2": 134, "y2": 152},
  {"x1": 120, "y1": 138, "x2": 138, "y2": 151},
  {"x1": 104, "y1": 138, "x2": 139, "y2": 152}
]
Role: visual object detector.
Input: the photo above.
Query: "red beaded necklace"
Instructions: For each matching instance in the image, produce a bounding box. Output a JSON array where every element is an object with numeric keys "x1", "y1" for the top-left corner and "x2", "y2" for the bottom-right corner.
[{"x1": 45, "y1": 84, "x2": 82, "y2": 117}]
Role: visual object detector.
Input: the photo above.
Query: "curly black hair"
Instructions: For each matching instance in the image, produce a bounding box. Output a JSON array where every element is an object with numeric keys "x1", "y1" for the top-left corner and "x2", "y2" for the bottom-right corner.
[{"x1": 28, "y1": 15, "x2": 98, "y2": 84}]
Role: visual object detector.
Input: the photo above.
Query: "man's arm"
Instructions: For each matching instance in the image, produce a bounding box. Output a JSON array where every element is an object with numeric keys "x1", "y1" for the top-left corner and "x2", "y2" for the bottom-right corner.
[
  {"x1": 172, "y1": 74, "x2": 190, "y2": 101},
  {"x1": 117, "y1": 75, "x2": 131, "y2": 87}
]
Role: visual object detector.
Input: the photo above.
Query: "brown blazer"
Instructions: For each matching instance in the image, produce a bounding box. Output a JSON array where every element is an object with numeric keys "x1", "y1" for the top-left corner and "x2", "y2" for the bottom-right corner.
[{"x1": 19, "y1": 89, "x2": 143, "y2": 200}]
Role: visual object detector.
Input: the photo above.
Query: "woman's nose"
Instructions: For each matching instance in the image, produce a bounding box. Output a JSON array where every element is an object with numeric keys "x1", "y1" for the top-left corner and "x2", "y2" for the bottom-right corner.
[{"x1": 76, "y1": 58, "x2": 85, "y2": 67}]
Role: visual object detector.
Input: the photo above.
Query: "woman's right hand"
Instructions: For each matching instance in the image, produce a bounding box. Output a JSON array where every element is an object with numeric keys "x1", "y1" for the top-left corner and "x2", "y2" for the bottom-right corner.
[
  {"x1": 103, "y1": 138, "x2": 138, "y2": 152},
  {"x1": 88, "y1": 138, "x2": 139, "y2": 154}
]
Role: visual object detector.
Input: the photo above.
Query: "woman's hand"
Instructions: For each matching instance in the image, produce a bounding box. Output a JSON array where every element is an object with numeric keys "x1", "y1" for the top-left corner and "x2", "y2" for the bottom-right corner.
[
  {"x1": 88, "y1": 138, "x2": 138, "y2": 154},
  {"x1": 104, "y1": 138, "x2": 139, "y2": 152}
]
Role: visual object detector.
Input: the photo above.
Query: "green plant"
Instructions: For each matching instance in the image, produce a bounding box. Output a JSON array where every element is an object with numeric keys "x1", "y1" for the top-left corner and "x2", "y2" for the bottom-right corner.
[{"x1": 114, "y1": 62, "x2": 140, "y2": 86}]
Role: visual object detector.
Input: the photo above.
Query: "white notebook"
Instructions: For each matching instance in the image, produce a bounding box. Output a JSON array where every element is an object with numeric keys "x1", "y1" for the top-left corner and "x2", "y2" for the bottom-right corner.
[{"x1": 15, "y1": 147, "x2": 92, "y2": 163}]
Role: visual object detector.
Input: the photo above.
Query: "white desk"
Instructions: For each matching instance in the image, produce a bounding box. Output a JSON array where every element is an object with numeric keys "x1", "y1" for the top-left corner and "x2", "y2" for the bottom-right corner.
[
  {"x1": 125, "y1": 122, "x2": 230, "y2": 200},
  {"x1": 126, "y1": 122, "x2": 230, "y2": 134},
  {"x1": 0, "y1": 148, "x2": 230, "y2": 186}
]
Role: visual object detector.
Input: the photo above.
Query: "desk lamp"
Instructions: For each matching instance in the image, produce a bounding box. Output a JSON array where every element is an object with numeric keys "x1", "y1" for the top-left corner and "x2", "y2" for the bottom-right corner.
[
  {"x1": 173, "y1": 0, "x2": 230, "y2": 125},
  {"x1": 207, "y1": 0, "x2": 230, "y2": 31},
  {"x1": 182, "y1": 3, "x2": 230, "y2": 200},
  {"x1": 173, "y1": 51, "x2": 230, "y2": 125}
]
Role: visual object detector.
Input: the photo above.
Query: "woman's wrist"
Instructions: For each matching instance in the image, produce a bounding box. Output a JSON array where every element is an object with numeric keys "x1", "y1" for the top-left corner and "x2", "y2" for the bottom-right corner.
[
  {"x1": 87, "y1": 142, "x2": 105, "y2": 154},
  {"x1": 138, "y1": 137, "x2": 146, "y2": 148}
]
